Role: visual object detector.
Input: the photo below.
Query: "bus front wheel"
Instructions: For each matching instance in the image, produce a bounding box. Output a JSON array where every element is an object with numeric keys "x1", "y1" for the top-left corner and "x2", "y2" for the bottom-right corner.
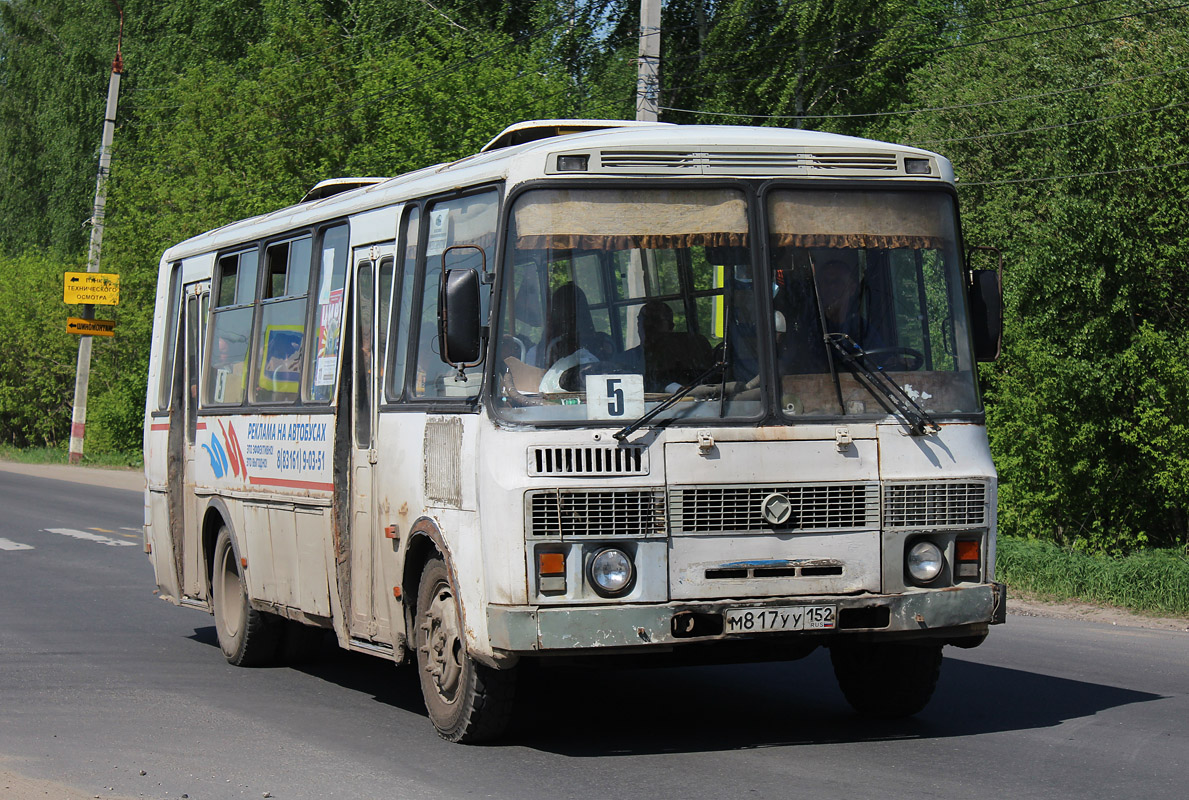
[
  {"x1": 211, "y1": 525, "x2": 280, "y2": 667},
  {"x1": 830, "y1": 641, "x2": 942, "y2": 718},
  {"x1": 415, "y1": 557, "x2": 515, "y2": 743}
]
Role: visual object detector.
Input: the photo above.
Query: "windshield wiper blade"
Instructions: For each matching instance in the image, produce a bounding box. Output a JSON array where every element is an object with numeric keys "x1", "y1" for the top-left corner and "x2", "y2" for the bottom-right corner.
[
  {"x1": 824, "y1": 334, "x2": 941, "y2": 436},
  {"x1": 613, "y1": 359, "x2": 726, "y2": 442}
]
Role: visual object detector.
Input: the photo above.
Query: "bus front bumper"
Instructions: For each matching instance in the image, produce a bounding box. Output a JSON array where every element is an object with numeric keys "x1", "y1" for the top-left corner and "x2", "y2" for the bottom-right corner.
[{"x1": 487, "y1": 582, "x2": 1006, "y2": 654}]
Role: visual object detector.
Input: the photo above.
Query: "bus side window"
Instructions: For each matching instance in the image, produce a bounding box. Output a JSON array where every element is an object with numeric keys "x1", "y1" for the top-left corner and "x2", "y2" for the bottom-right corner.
[
  {"x1": 355, "y1": 261, "x2": 373, "y2": 446},
  {"x1": 305, "y1": 224, "x2": 349, "y2": 404},
  {"x1": 387, "y1": 206, "x2": 420, "y2": 401},
  {"x1": 376, "y1": 256, "x2": 394, "y2": 391},
  {"x1": 411, "y1": 190, "x2": 497, "y2": 399},
  {"x1": 157, "y1": 263, "x2": 182, "y2": 411},
  {"x1": 205, "y1": 249, "x2": 257, "y2": 406},
  {"x1": 254, "y1": 235, "x2": 311, "y2": 404}
]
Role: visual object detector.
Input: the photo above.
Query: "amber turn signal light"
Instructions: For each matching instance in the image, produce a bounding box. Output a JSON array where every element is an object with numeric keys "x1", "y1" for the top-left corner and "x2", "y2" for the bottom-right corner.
[
  {"x1": 955, "y1": 541, "x2": 980, "y2": 562},
  {"x1": 538, "y1": 552, "x2": 566, "y2": 576}
]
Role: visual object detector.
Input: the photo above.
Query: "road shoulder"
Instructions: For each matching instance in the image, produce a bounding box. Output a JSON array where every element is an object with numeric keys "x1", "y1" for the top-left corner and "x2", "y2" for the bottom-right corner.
[
  {"x1": 0, "y1": 460, "x2": 143, "y2": 493},
  {"x1": 2, "y1": 766, "x2": 139, "y2": 800},
  {"x1": 1009, "y1": 592, "x2": 1189, "y2": 632}
]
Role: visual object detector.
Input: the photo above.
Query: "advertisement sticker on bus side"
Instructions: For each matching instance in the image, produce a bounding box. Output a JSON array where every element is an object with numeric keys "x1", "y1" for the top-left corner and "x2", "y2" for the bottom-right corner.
[{"x1": 198, "y1": 414, "x2": 334, "y2": 492}]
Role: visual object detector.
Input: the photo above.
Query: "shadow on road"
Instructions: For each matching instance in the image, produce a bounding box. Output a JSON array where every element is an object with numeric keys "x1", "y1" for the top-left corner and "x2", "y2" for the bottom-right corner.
[
  {"x1": 504, "y1": 652, "x2": 1162, "y2": 756},
  {"x1": 190, "y1": 624, "x2": 427, "y2": 717},
  {"x1": 189, "y1": 626, "x2": 1160, "y2": 756}
]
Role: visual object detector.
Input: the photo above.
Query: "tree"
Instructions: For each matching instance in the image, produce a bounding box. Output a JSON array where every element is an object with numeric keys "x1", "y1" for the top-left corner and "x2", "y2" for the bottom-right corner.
[{"x1": 881, "y1": 1, "x2": 1189, "y2": 551}]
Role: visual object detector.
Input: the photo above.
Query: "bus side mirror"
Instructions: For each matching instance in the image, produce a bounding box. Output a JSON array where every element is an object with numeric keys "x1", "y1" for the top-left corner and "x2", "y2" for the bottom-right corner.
[
  {"x1": 968, "y1": 269, "x2": 1002, "y2": 362},
  {"x1": 439, "y1": 263, "x2": 483, "y2": 367}
]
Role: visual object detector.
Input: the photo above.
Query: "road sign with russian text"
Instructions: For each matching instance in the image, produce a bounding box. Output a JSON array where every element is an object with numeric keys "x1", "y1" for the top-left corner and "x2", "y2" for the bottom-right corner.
[
  {"x1": 64, "y1": 272, "x2": 120, "y2": 305},
  {"x1": 67, "y1": 317, "x2": 116, "y2": 337}
]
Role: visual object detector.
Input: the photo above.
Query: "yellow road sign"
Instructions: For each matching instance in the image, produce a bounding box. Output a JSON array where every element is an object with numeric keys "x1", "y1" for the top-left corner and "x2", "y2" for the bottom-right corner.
[
  {"x1": 64, "y1": 272, "x2": 120, "y2": 305},
  {"x1": 67, "y1": 317, "x2": 116, "y2": 337}
]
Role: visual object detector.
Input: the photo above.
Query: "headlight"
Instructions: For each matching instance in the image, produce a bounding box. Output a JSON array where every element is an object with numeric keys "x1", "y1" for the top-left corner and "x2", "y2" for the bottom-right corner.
[
  {"x1": 588, "y1": 548, "x2": 634, "y2": 596},
  {"x1": 906, "y1": 541, "x2": 944, "y2": 583}
]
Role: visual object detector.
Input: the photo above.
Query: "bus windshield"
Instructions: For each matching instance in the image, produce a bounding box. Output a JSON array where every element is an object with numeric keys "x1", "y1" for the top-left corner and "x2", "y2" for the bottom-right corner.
[
  {"x1": 493, "y1": 186, "x2": 762, "y2": 424},
  {"x1": 492, "y1": 185, "x2": 979, "y2": 425},
  {"x1": 767, "y1": 189, "x2": 979, "y2": 417}
]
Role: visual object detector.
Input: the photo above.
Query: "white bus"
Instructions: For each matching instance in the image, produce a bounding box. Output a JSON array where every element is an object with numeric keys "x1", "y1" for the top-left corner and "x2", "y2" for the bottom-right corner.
[{"x1": 144, "y1": 120, "x2": 1006, "y2": 743}]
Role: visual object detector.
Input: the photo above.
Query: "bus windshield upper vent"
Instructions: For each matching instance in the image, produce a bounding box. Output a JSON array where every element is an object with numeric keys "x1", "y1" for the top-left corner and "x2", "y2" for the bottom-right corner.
[{"x1": 591, "y1": 149, "x2": 905, "y2": 177}]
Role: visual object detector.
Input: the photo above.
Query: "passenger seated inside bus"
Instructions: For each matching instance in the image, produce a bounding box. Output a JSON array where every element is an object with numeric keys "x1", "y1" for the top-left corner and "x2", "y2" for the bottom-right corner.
[
  {"x1": 538, "y1": 283, "x2": 605, "y2": 393},
  {"x1": 618, "y1": 300, "x2": 715, "y2": 393},
  {"x1": 209, "y1": 334, "x2": 248, "y2": 404}
]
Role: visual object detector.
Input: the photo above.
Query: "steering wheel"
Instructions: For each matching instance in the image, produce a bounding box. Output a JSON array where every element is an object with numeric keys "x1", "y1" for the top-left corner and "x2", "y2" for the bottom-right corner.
[{"x1": 860, "y1": 346, "x2": 925, "y2": 371}]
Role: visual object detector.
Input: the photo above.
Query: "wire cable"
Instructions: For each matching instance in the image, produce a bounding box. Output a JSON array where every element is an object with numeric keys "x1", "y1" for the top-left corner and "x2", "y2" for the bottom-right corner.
[
  {"x1": 959, "y1": 158, "x2": 1189, "y2": 186},
  {"x1": 659, "y1": 63, "x2": 1189, "y2": 121}
]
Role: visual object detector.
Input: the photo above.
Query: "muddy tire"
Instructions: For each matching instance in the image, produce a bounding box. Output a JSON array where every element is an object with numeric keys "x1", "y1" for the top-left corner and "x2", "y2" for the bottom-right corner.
[
  {"x1": 211, "y1": 526, "x2": 280, "y2": 667},
  {"x1": 415, "y1": 557, "x2": 515, "y2": 743},
  {"x1": 830, "y1": 641, "x2": 943, "y2": 718}
]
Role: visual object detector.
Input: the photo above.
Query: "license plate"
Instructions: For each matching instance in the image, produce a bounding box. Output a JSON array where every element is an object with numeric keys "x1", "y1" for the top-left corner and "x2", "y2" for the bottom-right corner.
[{"x1": 724, "y1": 605, "x2": 836, "y2": 633}]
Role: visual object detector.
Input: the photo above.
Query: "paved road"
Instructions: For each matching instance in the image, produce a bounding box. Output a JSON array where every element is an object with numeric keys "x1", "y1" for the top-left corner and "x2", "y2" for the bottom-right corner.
[{"x1": 1, "y1": 468, "x2": 1186, "y2": 800}]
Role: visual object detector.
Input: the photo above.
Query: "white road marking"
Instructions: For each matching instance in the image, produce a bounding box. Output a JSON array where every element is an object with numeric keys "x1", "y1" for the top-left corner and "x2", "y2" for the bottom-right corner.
[
  {"x1": 44, "y1": 528, "x2": 137, "y2": 547},
  {"x1": 0, "y1": 538, "x2": 34, "y2": 551}
]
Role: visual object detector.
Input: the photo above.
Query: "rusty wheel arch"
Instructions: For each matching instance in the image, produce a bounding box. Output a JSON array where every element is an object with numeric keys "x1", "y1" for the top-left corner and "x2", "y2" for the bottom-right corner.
[
  {"x1": 201, "y1": 497, "x2": 236, "y2": 598},
  {"x1": 401, "y1": 518, "x2": 459, "y2": 644}
]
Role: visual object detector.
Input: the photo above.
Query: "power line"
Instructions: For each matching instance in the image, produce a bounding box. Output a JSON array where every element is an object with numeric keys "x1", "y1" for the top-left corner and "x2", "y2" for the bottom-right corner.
[
  {"x1": 958, "y1": 158, "x2": 1189, "y2": 186},
  {"x1": 907, "y1": 99, "x2": 1189, "y2": 146},
  {"x1": 659, "y1": 63, "x2": 1189, "y2": 122},
  {"x1": 659, "y1": 0, "x2": 1188, "y2": 109},
  {"x1": 664, "y1": 0, "x2": 1115, "y2": 68}
]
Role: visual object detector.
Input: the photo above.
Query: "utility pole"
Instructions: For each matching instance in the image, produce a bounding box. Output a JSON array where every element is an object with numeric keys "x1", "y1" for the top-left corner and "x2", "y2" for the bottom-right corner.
[
  {"x1": 68, "y1": 3, "x2": 124, "y2": 464},
  {"x1": 636, "y1": 0, "x2": 661, "y2": 122}
]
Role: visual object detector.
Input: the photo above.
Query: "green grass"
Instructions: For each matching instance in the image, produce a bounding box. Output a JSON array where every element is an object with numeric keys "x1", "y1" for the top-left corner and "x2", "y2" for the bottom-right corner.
[
  {"x1": 0, "y1": 443, "x2": 142, "y2": 470},
  {"x1": 997, "y1": 535, "x2": 1189, "y2": 618}
]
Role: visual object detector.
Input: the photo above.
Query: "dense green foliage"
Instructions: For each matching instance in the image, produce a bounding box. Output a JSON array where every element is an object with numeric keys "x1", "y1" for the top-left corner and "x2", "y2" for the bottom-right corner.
[
  {"x1": 1, "y1": 1, "x2": 1186, "y2": 553},
  {"x1": 997, "y1": 535, "x2": 1189, "y2": 616}
]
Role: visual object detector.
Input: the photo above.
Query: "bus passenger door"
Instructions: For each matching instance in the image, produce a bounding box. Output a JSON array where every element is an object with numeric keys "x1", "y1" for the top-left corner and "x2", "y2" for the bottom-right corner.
[
  {"x1": 348, "y1": 247, "x2": 392, "y2": 641},
  {"x1": 176, "y1": 280, "x2": 209, "y2": 600}
]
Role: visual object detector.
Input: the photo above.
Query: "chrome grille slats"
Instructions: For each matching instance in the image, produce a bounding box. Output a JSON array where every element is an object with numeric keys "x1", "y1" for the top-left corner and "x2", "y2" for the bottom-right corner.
[
  {"x1": 527, "y1": 445, "x2": 648, "y2": 477},
  {"x1": 807, "y1": 152, "x2": 898, "y2": 171},
  {"x1": 883, "y1": 481, "x2": 988, "y2": 529},
  {"x1": 594, "y1": 149, "x2": 907, "y2": 176},
  {"x1": 598, "y1": 151, "x2": 700, "y2": 170},
  {"x1": 668, "y1": 483, "x2": 880, "y2": 534},
  {"x1": 527, "y1": 488, "x2": 666, "y2": 538}
]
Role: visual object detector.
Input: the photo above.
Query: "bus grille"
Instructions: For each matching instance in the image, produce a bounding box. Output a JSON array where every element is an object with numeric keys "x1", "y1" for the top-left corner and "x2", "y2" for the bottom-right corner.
[
  {"x1": 668, "y1": 483, "x2": 879, "y2": 534},
  {"x1": 527, "y1": 445, "x2": 648, "y2": 476},
  {"x1": 527, "y1": 489, "x2": 667, "y2": 538},
  {"x1": 882, "y1": 482, "x2": 988, "y2": 529}
]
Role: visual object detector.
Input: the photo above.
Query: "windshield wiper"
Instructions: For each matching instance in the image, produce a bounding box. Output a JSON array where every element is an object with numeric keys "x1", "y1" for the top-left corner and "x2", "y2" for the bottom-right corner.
[
  {"x1": 824, "y1": 333, "x2": 941, "y2": 436},
  {"x1": 613, "y1": 359, "x2": 726, "y2": 442}
]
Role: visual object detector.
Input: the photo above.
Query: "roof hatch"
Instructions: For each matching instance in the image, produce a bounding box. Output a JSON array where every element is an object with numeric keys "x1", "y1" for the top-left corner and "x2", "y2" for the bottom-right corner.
[{"x1": 480, "y1": 119, "x2": 671, "y2": 153}]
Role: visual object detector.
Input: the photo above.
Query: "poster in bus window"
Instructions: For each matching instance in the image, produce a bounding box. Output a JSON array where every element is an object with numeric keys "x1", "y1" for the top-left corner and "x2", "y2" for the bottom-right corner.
[
  {"x1": 259, "y1": 325, "x2": 304, "y2": 393},
  {"x1": 314, "y1": 287, "x2": 344, "y2": 389}
]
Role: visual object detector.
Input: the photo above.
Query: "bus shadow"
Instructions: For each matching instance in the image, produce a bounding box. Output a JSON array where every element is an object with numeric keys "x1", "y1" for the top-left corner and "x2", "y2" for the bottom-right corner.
[
  {"x1": 188, "y1": 627, "x2": 1160, "y2": 755},
  {"x1": 189, "y1": 625, "x2": 428, "y2": 715},
  {"x1": 501, "y1": 651, "x2": 1163, "y2": 756}
]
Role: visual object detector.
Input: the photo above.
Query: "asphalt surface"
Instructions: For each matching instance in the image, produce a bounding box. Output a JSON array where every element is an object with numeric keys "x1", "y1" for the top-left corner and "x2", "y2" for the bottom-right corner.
[{"x1": 0, "y1": 465, "x2": 1186, "y2": 800}]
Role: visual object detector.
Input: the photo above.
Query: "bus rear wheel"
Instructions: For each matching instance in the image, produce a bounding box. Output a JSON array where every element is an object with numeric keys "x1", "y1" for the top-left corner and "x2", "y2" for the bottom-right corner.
[
  {"x1": 211, "y1": 525, "x2": 280, "y2": 667},
  {"x1": 415, "y1": 557, "x2": 515, "y2": 743},
  {"x1": 830, "y1": 641, "x2": 943, "y2": 718}
]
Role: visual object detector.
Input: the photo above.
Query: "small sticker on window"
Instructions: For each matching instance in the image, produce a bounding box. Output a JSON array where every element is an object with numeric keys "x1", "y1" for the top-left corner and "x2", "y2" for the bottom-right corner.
[
  {"x1": 585, "y1": 374, "x2": 644, "y2": 420},
  {"x1": 315, "y1": 356, "x2": 337, "y2": 386},
  {"x1": 426, "y1": 209, "x2": 450, "y2": 257}
]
